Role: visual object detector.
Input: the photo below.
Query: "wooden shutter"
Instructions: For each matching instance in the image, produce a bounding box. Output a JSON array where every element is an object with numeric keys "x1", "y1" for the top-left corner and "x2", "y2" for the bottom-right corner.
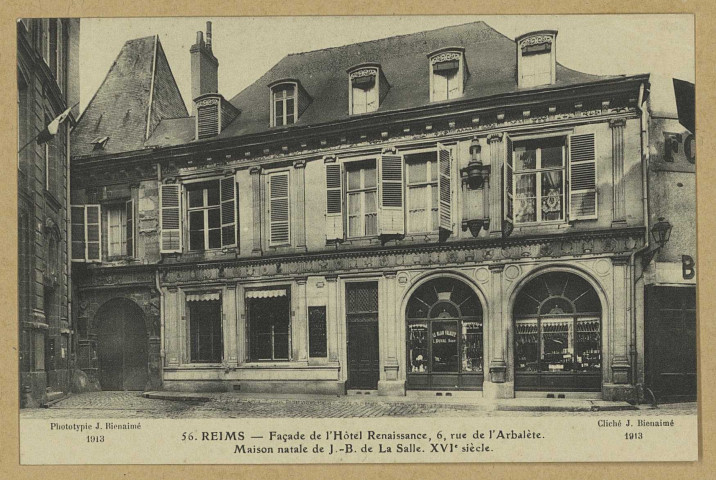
[
  {"x1": 220, "y1": 176, "x2": 237, "y2": 248},
  {"x1": 85, "y1": 205, "x2": 101, "y2": 262},
  {"x1": 269, "y1": 172, "x2": 290, "y2": 245},
  {"x1": 126, "y1": 199, "x2": 135, "y2": 257},
  {"x1": 378, "y1": 151, "x2": 405, "y2": 235},
  {"x1": 197, "y1": 103, "x2": 219, "y2": 139},
  {"x1": 503, "y1": 135, "x2": 514, "y2": 236},
  {"x1": 325, "y1": 162, "x2": 344, "y2": 241},
  {"x1": 160, "y1": 184, "x2": 182, "y2": 253},
  {"x1": 70, "y1": 206, "x2": 86, "y2": 262},
  {"x1": 569, "y1": 133, "x2": 598, "y2": 220},
  {"x1": 437, "y1": 143, "x2": 453, "y2": 234}
]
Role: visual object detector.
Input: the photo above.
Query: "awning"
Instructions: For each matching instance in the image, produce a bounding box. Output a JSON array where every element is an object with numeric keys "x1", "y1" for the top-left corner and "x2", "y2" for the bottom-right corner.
[
  {"x1": 186, "y1": 292, "x2": 221, "y2": 302},
  {"x1": 246, "y1": 289, "x2": 287, "y2": 299}
]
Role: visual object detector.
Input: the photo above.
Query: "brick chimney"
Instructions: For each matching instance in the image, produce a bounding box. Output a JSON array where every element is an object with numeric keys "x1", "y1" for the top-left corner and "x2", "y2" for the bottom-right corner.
[{"x1": 190, "y1": 21, "x2": 218, "y2": 113}]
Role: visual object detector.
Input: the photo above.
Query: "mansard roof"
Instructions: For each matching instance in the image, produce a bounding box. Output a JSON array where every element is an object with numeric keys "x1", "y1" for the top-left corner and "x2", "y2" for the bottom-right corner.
[
  {"x1": 72, "y1": 36, "x2": 188, "y2": 157},
  {"x1": 81, "y1": 21, "x2": 626, "y2": 155}
]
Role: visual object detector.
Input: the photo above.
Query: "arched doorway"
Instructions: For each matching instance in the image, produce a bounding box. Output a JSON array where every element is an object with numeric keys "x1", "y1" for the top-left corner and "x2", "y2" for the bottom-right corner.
[
  {"x1": 513, "y1": 271, "x2": 602, "y2": 392},
  {"x1": 406, "y1": 277, "x2": 483, "y2": 390},
  {"x1": 95, "y1": 298, "x2": 148, "y2": 391}
]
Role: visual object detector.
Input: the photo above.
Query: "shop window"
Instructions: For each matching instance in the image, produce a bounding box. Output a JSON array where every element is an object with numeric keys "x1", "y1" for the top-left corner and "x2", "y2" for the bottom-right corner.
[
  {"x1": 308, "y1": 306, "x2": 327, "y2": 358},
  {"x1": 106, "y1": 201, "x2": 134, "y2": 258},
  {"x1": 514, "y1": 272, "x2": 602, "y2": 391},
  {"x1": 247, "y1": 289, "x2": 291, "y2": 361},
  {"x1": 188, "y1": 298, "x2": 222, "y2": 363},
  {"x1": 346, "y1": 160, "x2": 378, "y2": 237},
  {"x1": 406, "y1": 278, "x2": 483, "y2": 387}
]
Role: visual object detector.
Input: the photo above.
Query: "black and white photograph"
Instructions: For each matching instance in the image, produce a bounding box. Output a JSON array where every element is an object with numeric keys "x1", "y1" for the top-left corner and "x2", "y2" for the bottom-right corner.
[{"x1": 16, "y1": 14, "x2": 698, "y2": 464}]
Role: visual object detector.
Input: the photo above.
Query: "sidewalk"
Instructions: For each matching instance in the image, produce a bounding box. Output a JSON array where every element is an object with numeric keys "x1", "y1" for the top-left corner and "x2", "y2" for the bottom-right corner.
[{"x1": 143, "y1": 390, "x2": 637, "y2": 412}]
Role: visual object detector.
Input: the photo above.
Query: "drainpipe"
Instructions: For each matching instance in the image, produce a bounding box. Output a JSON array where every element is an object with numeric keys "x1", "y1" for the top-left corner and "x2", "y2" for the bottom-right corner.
[
  {"x1": 66, "y1": 120, "x2": 73, "y2": 394},
  {"x1": 629, "y1": 80, "x2": 651, "y2": 403},
  {"x1": 156, "y1": 163, "x2": 165, "y2": 375}
]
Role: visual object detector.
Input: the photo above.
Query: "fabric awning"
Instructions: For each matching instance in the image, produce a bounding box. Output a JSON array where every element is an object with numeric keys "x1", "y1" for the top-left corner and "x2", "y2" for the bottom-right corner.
[
  {"x1": 246, "y1": 289, "x2": 287, "y2": 299},
  {"x1": 186, "y1": 292, "x2": 221, "y2": 302}
]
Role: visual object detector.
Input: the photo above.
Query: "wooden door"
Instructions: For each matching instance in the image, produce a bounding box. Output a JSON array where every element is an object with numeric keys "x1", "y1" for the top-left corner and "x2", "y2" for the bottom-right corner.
[
  {"x1": 97, "y1": 300, "x2": 148, "y2": 391},
  {"x1": 347, "y1": 321, "x2": 379, "y2": 390}
]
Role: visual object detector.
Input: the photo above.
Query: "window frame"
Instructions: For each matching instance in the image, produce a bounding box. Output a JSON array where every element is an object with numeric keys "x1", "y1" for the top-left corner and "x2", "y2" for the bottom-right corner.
[
  {"x1": 186, "y1": 296, "x2": 223, "y2": 364},
  {"x1": 428, "y1": 48, "x2": 466, "y2": 103},
  {"x1": 179, "y1": 175, "x2": 238, "y2": 253},
  {"x1": 405, "y1": 149, "x2": 440, "y2": 234},
  {"x1": 348, "y1": 66, "x2": 380, "y2": 115},
  {"x1": 510, "y1": 135, "x2": 568, "y2": 226},
  {"x1": 270, "y1": 82, "x2": 297, "y2": 127},
  {"x1": 345, "y1": 158, "x2": 378, "y2": 238},
  {"x1": 105, "y1": 203, "x2": 128, "y2": 259},
  {"x1": 516, "y1": 32, "x2": 557, "y2": 89},
  {"x1": 186, "y1": 179, "x2": 223, "y2": 252},
  {"x1": 267, "y1": 170, "x2": 291, "y2": 247},
  {"x1": 246, "y1": 288, "x2": 292, "y2": 362}
]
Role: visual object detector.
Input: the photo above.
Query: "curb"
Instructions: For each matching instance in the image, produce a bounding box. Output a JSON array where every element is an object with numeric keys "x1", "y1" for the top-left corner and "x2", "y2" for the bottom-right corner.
[{"x1": 143, "y1": 392, "x2": 212, "y2": 402}]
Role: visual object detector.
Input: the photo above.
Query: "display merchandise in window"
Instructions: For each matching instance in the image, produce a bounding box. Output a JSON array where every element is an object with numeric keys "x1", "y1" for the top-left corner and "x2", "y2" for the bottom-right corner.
[{"x1": 513, "y1": 137, "x2": 565, "y2": 224}]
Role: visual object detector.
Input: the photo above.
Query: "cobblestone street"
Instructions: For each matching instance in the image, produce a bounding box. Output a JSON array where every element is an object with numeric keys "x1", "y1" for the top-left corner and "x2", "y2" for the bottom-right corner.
[{"x1": 19, "y1": 391, "x2": 698, "y2": 419}]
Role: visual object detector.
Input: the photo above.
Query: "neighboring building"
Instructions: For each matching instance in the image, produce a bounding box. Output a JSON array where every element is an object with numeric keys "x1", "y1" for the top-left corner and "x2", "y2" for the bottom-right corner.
[
  {"x1": 18, "y1": 18, "x2": 80, "y2": 406},
  {"x1": 71, "y1": 21, "x2": 671, "y2": 401},
  {"x1": 642, "y1": 76, "x2": 696, "y2": 402}
]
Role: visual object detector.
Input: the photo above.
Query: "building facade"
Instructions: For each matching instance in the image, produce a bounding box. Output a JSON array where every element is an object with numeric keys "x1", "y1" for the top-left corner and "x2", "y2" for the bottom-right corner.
[
  {"x1": 70, "y1": 21, "x2": 682, "y2": 401},
  {"x1": 18, "y1": 18, "x2": 80, "y2": 406}
]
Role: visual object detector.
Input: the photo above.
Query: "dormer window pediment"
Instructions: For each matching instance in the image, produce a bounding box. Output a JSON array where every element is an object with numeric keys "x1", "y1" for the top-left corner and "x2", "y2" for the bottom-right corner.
[
  {"x1": 347, "y1": 63, "x2": 389, "y2": 115},
  {"x1": 428, "y1": 47, "x2": 467, "y2": 102}
]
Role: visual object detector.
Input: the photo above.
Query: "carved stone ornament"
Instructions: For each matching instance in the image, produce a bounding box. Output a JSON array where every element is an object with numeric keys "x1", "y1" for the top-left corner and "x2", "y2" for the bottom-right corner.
[
  {"x1": 196, "y1": 97, "x2": 220, "y2": 108},
  {"x1": 430, "y1": 51, "x2": 462, "y2": 64},
  {"x1": 519, "y1": 34, "x2": 554, "y2": 49},
  {"x1": 349, "y1": 68, "x2": 378, "y2": 80}
]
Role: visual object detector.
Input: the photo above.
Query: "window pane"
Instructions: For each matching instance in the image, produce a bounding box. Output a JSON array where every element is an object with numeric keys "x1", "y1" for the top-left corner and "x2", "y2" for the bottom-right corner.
[
  {"x1": 446, "y1": 70, "x2": 460, "y2": 99},
  {"x1": 347, "y1": 168, "x2": 361, "y2": 191},
  {"x1": 432, "y1": 71, "x2": 448, "y2": 101},
  {"x1": 189, "y1": 211, "x2": 205, "y2": 250},
  {"x1": 208, "y1": 228, "x2": 221, "y2": 249},
  {"x1": 274, "y1": 100, "x2": 284, "y2": 125},
  {"x1": 352, "y1": 86, "x2": 366, "y2": 114},
  {"x1": 462, "y1": 321, "x2": 483, "y2": 373},
  {"x1": 542, "y1": 319, "x2": 573, "y2": 372},
  {"x1": 408, "y1": 323, "x2": 428, "y2": 373},
  {"x1": 515, "y1": 146, "x2": 537, "y2": 171},
  {"x1": 407, "y1": 161, "x2": 427, "y2": 184},
  {"x1": 541, "y1": 145, "x2": 563, "y2": 169},
  {"x1": 541, "y1": 171, "x2": 564, "y2": 221},
  {"x1": 208, "y1": 207, "x2": 220, "y2": 228},
  {"x1": 431, "y1": 321, "x2": 458, "y2": 372},
  {"x1": 285, "y1": 114, "x2": 294, "y2": 125},
  {"x1": 515, "y1": 174, "x2": 537, "y2": 223},
  {"x1": 363, "y1": 164, "x2": 377, "y2": 188},
  {"x1": 273, "y1": 332, "x2": 289, "y2": 360},
  {"x1": 408, "y1": 186, "x2": 427, "y2": 233},
  {"x1": 206, "y1": 182, "x2": 220, "y2": 206},
  {"x1": 286, "y1": 98, "x2": 294, "y2": 118},
  {"x1": 515, "y1": 318, "x2": 539, "y2": 372},
  {"x1": 364, "y1": 190, "x2": 377, "y2": 214},
  {"x1": 188, "y1": 188, "x2": 204, "y2": 208},
  {"x1": 365, "y1": 213, "x2": 377, "y2": 236},
  {"x1": 576, "y1": 318, "x2": 601, "y2": 372}
]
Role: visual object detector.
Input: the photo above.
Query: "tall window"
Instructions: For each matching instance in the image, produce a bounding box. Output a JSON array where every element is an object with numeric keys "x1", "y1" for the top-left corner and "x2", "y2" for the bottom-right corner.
[
  {"x1": 430, "y1": 51, "x2": 464, "y2": 102},
  {"x1": 187, "y1": 180, "x2": 221, "y2": 251},
  {"x1": 106, "y1": 201, "x2": 134, "y2": 258},
  {"x1": 512, "y1": 137, "x2": 565, "y2": 224},
  {"x1": 248, "y1": 290, "x2": 290, "y2": 361},
  {"x1": 521, "y1": 50, "x2": 551, "y2": 88},
  {"x1": 350, "y1": 69, "x2": 379, "y2": 114},
  {"x1": 346, "y1": 160, "x2": 378, "y2": 237},
  {"x1": 272, "y1": 84, "x2": 295, "y2": 126},
  {"x1": 188, "y1": 299, "x2": 222, "y2": 363},
  {"x1": 406, "y1": 152, "x2": 439, "y2": 233}
]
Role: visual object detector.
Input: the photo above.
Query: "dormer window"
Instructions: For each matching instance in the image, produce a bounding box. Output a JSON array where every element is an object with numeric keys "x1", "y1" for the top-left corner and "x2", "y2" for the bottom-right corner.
[
  {"x1": 269, "y1": 79, "x2": 311, "y2": 127},
  {"x1": 347, "y1": 64, "x2": 389, "y2": 115},
  {"x1": 428, "y1": 48, "x2": 467, "y2": 102},
  {"x1": 516, "y1": 31, "x2": 557, "y2": 88}
]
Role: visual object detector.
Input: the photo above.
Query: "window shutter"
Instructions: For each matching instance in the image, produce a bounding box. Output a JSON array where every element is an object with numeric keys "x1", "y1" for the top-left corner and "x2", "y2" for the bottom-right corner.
[
  {"x1": 126, "y1": 199, "x2": 135, "y2": 257},
  {"x1": 269, "y1": 172, "x2": 290, "y2": 245},
  {"x1": 197, "y1": 103, "x2": 219, "y2": 139},
  {"x1": 325, "y1": 162, "x2": 344, "y2": 241},
  {"x1": 70, "y1": 206, "x2": 86, "y2": 262},
  {"x1": 378, "y1": 151, "x2": 405, "y2": 236},
  {"x1": 160, "y1": 184, "x2": 182, "y2": 253},
  {"x1": 85, "y1": 205, "x2": 101, "y2": 262},
  {"x1": 220, "y1": 176, "x2": 237, "y2": 248},
  {"x1": 503, "y1": 135, "x2": 514, "y2": 236},
  {"x1": 569, "y1": 133, "x2": 598, "y2": 220},
  {"x1": 437, "y1": 143, "x2": 453, "y2": 234}
]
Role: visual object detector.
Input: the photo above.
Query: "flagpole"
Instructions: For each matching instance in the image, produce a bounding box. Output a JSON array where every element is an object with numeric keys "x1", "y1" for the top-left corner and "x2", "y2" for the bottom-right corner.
[{"x1": 17, "y1": 102, "x2": 79, "y2": 154}]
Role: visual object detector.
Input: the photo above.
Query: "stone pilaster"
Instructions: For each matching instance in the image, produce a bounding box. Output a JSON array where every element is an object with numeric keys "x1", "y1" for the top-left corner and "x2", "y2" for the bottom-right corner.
[
  {"x1": 249, "y1": 166, "x2": 262, "y2": 255},
  {"x1": 325, "y1": 275, "x2": 339, "y2": 362},
  {"x1": 164, "y1": 287, "x2": 181, "y2": 366},
  {"x1": 378, "y1": 271, "x2": 404, "y2": 395},
  {"x1": 610, "y1": 118, "x2": 627, "y2": 225},
  {"x1": 222, "y1": 285, "x2": 238, "y2": 367},
  {"x1": 610, "y1": 256, "x2": 631, "y2": 383},
  {"x1": 293, "y1": 277, "x2": 308, "y2": 362},
  {"x1": 487, "y1": 133, "x2": 504, "y2": 237},
  {"x1": 293, "y1": 160, "x2": 307, "y2": 251}
]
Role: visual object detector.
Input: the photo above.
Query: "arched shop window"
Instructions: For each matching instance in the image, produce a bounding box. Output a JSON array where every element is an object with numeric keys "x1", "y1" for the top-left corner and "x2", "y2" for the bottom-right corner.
[
  {"x1": 406, "y1": 277, "x2": 483, "y2": 390},
  {"x1": 514, "y1": 271, "x2": 602, "y2": 392}
]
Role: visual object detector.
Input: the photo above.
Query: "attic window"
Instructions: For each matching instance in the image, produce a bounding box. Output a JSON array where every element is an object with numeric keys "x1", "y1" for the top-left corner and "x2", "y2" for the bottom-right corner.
[
  {"x1": 348, "y1": 66, "x2": 379, "y2": 115},
  {"x1": 517, "y1": 31, "x2": 557, "y2": 88},
  {"x1": 428, "y1": 48, "x2": 467, "y2": 102},
  {"x1": 271, "y1": 83, "x2": 296, "y2": 127},
  {"x1": 91, "y1": 136, "x2": 109, "y2": 150}
]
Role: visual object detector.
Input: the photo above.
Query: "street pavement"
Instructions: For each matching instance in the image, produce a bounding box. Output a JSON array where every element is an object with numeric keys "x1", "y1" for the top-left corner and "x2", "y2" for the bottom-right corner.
[{"x1": 19, "y1": 391, "x2": 698, "y2": 419}]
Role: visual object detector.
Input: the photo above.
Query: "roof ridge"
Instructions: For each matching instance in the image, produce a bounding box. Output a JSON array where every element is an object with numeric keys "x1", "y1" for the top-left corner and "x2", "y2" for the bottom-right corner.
[{"x1": 284, "y1": 20, "x2": 494, "y2": 58}]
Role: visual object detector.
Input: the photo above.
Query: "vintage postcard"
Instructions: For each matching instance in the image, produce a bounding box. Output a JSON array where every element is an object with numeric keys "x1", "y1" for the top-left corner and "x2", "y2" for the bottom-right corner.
[{"x1": 13, "y1": 13, "x2": 701, "y2": 469}]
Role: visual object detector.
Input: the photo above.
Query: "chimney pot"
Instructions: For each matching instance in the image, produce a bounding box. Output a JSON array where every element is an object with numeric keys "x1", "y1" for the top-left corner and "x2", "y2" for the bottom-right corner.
[{"x1": 206, "y1": 21, "x2": 212, "y2": 51}]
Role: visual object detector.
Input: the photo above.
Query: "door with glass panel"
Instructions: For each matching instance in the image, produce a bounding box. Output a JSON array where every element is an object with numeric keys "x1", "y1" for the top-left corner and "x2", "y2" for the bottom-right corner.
[
  {"x1": 406, "y1": 277, "x2": 483, "y2": 390},
  {"x1": 514, "y1": 272, "x2": 602, "y2": 392},
  {"x1": 346, "y1": 282, "x2": 380, "y2": 390}
]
